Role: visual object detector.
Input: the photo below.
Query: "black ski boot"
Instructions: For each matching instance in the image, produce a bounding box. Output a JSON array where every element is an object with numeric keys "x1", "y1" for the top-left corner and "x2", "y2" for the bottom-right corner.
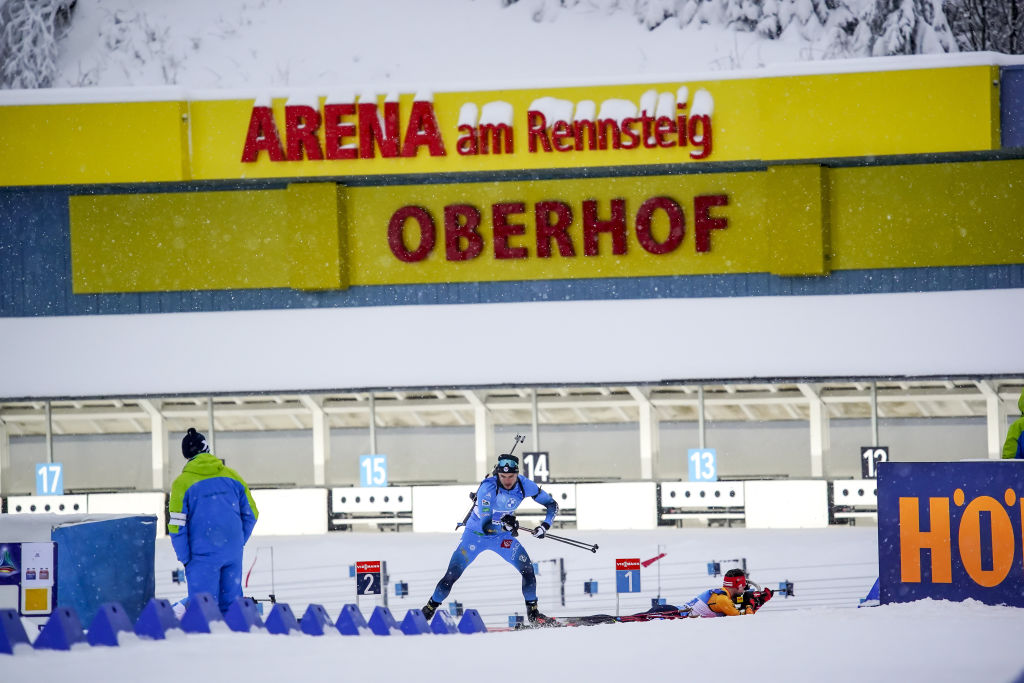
[
  {"x1": 526, "y1": 600, "x2": 556, "y2": 627},
  {"x1": 421, "y1": 599, "x2": 440, "y2": 621}
]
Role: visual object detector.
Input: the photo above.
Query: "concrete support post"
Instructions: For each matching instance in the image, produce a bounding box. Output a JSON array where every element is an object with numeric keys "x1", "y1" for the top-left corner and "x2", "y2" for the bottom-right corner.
[
  {"x1": 300, "y1": 395, "x2": 329, "y2": 486},
  {"x1": 697, "y1": 385, "x2": 706, "y2": 449},
  {"x1": 465, "y1": 391, "x2": 493, "y2": 481},
  {"x1": 531, "y1": 389, "x2": 540, "y2": 452},
  {"x1": 207, "y1": 397, "x2": 216, "y2": 455},
  {"x1": 0, "y1": 419, "x2": 10, "y2": 496},
  {"x1": 978, "y1": 381, "x2": 1008, "y2": 459},
  {"x1": 628, "y1": 386, "x2": 657, "y2": 480},
  {"x1": 798, "y1": 383, "x2": 829, "y2": 478},
  {"x1": 139, "y1": 400, "x2": 168, "y2": 491}
]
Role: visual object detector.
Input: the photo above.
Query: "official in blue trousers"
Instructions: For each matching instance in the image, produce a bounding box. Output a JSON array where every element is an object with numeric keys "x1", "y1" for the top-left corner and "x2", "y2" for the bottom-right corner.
[
  {"x1": 421, "y1": 454, "x2": 558, "y2": 625},
  {"x1": 168, "y1": 427, "x2": 259, "y2": 614}
]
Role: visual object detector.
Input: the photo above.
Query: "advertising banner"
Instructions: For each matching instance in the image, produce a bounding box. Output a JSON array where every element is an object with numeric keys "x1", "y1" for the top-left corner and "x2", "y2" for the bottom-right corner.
[
  {"x1": 877, "y1": 461, "x2": 1024, "y2": 607},
  {"x1": 0, "y1": 64, "x2": 1000, "y2": 186}
]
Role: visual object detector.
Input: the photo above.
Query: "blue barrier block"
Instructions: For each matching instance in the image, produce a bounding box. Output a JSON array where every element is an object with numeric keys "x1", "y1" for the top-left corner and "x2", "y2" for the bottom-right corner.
[
  {"x1": 300, "y1": 604, "x2": 334, "y2": 636},
  {"x1": 87, "y1": 602, "x2": 133, "y2": 647},
  {"x1": 134, "y1": 598, "x2": 180, "y2": 640},
  {"x1": 0, "y1": 608, "x2": 30, "y2": 654},
  {"x1": 457, "y1": 609, "x2": 487, "y2": 634},
  {"x1": 367, "y1": 605, "x2": 400, "y2": 635},
  {"x1": 400, "y1": 608, "x2": 430, "y2": 635},
  {"x1": 179, "y1": 593, "x2": 223, "y2": 634},
  {"x1": 224, "y1": 597, "x2": 264, "y2": 633},
  {"x1": 429, "y1": 610, "x2": 458, "y2": 634},
  {"x1": 265, "y1": 603, "x2": 299, "y2": 635},
  {"x1": 34, "y1": 606, "x2": 86, "y2": 651},
  {"x1": 335, "y1": 603, "x2": 368, "y2": 636},
  {"x1": 53, "y1": 516, "x2": 155, "y2": 628}
]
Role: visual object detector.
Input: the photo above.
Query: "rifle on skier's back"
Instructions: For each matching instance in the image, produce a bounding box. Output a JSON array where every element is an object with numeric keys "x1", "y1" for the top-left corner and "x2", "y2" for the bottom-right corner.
[{"x1": 455, "y1": 433, "x2": 525, "y2": 530}]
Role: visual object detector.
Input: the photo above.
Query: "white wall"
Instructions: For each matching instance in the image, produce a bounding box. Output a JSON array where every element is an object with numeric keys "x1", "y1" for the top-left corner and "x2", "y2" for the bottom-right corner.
[
  {"x1": 2, "y1": 290, "x2": 1021, "y2": 398},
  {"x1": 250, "y1": 489, "x2": 327, "y2": 536}
]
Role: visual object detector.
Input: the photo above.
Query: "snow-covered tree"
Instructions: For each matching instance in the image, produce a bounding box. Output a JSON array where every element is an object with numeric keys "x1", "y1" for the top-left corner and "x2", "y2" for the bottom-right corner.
[
  {"x1": 777, "y1": 0, "x2": 831, "y2": 40},
  {"x1": 866, "y1": 0, "x2": 956, "y2": 55},
  {"x1": 635, "y1": 0, "x2": 679, "y2": 28},
  {"x1": 0, "y1": 0, "x2": 76, "y2": 88},
  {"x1": 756, "y1": 0, "x2": 784, "y2": 37},
  {"x1": 725, "y1": 0, "x2": 765, "y2": 30},
  {"x1": 944, "y1": 0, "x2": 1024, "y2": 53}
]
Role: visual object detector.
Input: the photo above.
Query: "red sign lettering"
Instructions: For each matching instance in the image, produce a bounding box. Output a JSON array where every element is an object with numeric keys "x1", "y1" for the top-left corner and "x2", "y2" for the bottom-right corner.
[{"x1": 385, "y1": 195, "x2": 729, "y2": 264}]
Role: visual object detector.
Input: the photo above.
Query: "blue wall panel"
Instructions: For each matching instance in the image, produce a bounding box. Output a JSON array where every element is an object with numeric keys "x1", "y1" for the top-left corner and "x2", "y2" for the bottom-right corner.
[{"x1": 1002, "y1": 65, "x2": 1024, "y2": 149}]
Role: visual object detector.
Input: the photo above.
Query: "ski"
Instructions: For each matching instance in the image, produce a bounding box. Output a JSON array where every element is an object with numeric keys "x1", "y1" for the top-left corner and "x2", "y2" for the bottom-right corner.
[{"x1": 513, "y1": 606, "x2": 692, "y2": 629}]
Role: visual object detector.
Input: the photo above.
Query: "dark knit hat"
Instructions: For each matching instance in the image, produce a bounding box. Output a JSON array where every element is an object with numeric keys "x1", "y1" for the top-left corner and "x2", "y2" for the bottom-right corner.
[
  {"x1": 181, "y1": 427, "x2": 210, "y2": 459},
  {"x1": 496, "y1": 454, "x2": 519, "y2": 473}
]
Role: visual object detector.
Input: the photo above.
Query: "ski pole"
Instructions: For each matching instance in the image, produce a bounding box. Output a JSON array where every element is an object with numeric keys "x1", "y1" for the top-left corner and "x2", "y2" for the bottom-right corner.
[{"x1": 542, "y1": 531, "x2": 599, "y2": 553}]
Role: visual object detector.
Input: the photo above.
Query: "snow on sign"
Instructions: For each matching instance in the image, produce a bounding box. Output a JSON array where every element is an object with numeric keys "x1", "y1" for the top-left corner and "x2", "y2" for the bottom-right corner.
[
  {"x1": 355, "y1": 561, "x2": 382, "y2": 595},
  {"x1": 615, "y1": 558, "x2": 641, "y2": 593}
]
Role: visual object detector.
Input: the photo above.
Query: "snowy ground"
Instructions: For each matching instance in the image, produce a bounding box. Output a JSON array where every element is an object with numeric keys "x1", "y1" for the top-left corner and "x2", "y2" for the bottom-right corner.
[
  {"x1": 54, "y1": 0, "x2": 837, "y2": 90},
  {"x1": 6, "y1": 526, "x2": 1024, "y2": 683}
]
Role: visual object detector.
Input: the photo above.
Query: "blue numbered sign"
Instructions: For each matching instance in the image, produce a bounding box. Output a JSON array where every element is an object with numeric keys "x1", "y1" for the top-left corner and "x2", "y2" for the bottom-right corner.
[
  {"x1": 35, "y1": 463, "x2": 64, "y2": 496},
  {"x1": 615, "y1": 558, "x2": 641, "y2": 593},
  {"x1": 688, "y1": 448, "x2": 717, "y2": 482},
  {"x1": 356, "y1": 561, "x2": 382, "y2": 595},
  {"x1": 359, "y1": 455, "x2": 388, "y2": 487}
]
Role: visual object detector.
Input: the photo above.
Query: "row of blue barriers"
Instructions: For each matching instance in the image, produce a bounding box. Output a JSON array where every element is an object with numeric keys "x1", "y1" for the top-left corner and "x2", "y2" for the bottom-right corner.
[{"x1": 0, "y1": 595, "x2": 489, "y2": 653}]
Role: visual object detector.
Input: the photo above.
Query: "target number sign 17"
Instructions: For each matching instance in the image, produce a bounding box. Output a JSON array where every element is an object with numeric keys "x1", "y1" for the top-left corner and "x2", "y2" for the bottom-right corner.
[{"x1": 35, "y1": 463, "x2": 64, "y2": 496}]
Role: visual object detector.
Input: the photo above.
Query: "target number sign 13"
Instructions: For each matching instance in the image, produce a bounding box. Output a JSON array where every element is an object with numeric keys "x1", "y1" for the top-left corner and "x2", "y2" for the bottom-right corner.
[{"x1": 688, "y1": 449, "x2": 717, "y2": 482}]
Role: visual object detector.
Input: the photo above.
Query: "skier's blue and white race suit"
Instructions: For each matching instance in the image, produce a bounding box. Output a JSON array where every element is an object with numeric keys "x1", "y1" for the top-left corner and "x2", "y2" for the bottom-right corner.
[{"x1": 429, "y1": 475, "x2": 558, "y2": 604}]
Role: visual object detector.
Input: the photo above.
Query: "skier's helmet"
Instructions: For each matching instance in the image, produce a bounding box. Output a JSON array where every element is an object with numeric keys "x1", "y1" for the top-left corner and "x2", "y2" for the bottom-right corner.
[
  {"x1": 723, "y1": 569, "x2": 746, "y2": 592},
  {"x1": 496, "y1": 454, "x2": 519, "y2": 474}
]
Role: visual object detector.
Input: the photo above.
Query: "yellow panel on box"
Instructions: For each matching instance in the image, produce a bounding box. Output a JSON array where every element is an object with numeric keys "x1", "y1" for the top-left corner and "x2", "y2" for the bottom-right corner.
[
  {"x1": 70, "y1": 183, "x2": 345, "y2": 293},
  {"x1": 22, "y1": 588, "x2": 50, "y2": 613},
  {"x1": 830, "y1": 158, "x2": 1024, "y2": 270},
  {"x1": 758, "y1": 65, "x2": 999, "y2": 160},
  {"x1": 0, "y1": 100, "x2": 189, "y2": 186}
]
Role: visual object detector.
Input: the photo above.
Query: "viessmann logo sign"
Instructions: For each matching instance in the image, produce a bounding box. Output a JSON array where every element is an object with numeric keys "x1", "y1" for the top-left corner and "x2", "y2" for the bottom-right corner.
[
  {"x1": 877, "y1": 461, "x2": 1024, "y2": 607},
  {"x1": 238, "y1": 85, "x2": 715, "y2": 164}
]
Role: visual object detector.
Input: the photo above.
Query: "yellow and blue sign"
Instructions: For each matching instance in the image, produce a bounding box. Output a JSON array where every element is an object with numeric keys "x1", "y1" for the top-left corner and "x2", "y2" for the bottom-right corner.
[{"x1": 878, "y1": 461, "x2": 1024, "y2": 607}]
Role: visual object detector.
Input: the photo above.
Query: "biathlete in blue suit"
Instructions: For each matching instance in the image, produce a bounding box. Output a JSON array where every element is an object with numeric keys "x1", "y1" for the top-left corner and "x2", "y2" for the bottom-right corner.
[{"x1": 421, "y1": 453, "x2": 558, "y2": 625}]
